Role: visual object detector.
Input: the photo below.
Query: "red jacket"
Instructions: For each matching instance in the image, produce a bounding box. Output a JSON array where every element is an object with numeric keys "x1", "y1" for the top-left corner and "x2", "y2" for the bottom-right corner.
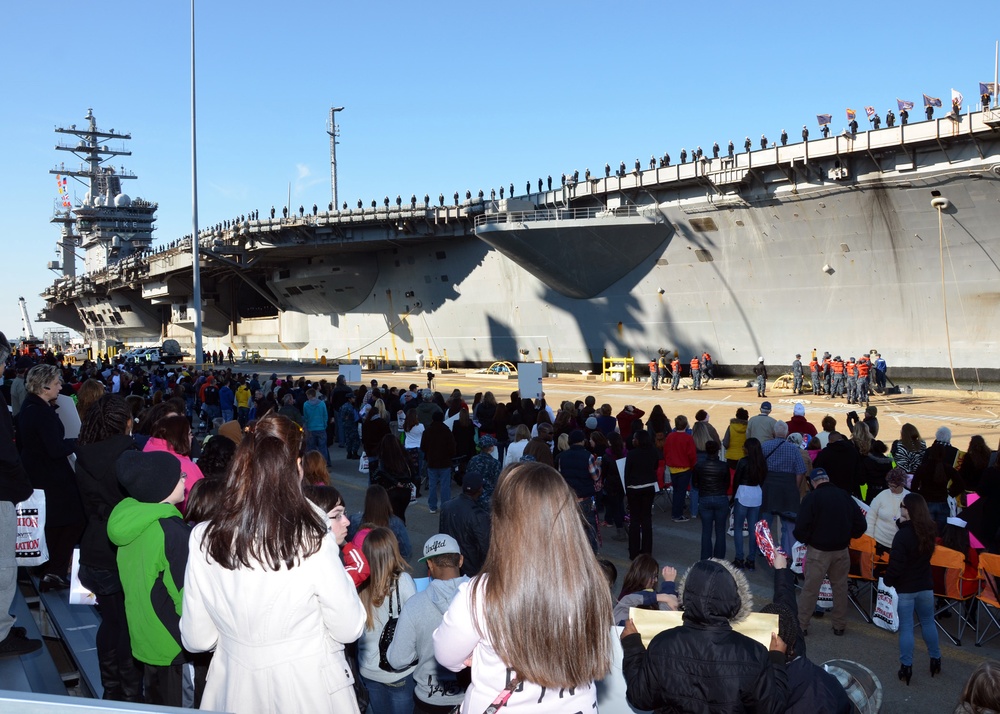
[
  {"x1": 616, "y1": 407, "x2": 646, "y2": 436},
  {"x1": 663, "y1": 431, "x2": 697, "y2": 471},
  {"x1": 786, "y1": 415, "x2": 818, "y2": 438}
]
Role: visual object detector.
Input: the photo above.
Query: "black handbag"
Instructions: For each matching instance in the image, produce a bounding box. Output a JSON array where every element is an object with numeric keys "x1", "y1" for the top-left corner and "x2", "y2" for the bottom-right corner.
[
  {"x1": 378, "y1": 578, "x2": 417, "y2": 672},
  {"x1": 343, "y1": 640, "x2": 369, "y2": 712}
]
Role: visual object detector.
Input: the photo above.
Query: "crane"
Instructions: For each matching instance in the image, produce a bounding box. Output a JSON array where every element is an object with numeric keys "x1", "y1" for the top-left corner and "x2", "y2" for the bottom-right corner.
[{"x1": 18, "y1": 297, "x2": 37, "y2": 341}]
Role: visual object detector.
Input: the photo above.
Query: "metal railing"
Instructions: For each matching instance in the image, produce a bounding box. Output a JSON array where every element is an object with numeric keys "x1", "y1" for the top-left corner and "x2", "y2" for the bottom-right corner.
[{"x1": 474, "y1": 204, "x2": 651, "y2": 229}]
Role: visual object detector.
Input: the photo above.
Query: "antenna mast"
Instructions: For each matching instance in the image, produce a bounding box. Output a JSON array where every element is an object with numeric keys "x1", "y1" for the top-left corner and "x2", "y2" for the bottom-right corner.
[{"x1": 327, "y1": 107, "x2": 344, "y2": 209}]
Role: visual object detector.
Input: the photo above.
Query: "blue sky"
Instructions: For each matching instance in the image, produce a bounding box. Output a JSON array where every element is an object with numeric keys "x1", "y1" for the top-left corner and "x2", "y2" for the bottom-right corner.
[{"x1": 1, "y1": 1, "x2": 997, "y2": 343}]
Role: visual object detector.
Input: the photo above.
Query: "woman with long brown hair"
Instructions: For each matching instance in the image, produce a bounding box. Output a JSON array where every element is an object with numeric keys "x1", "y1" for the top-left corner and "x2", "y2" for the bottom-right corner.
[
  {"x1": 434, "y1": 462, "x2": 612, "y2": 712},
  {"x1": 181, "y1": 413, "x2": 365, "y2": 713},
  {"x1": 356, "y1": 527, "x2": 417, "y2": 712},
  {"x1": 371, "y1": 434, "x2": 415, "y2": 522},
  {"x1": 75, "y1": 378, "x2": 107, "y2": 421},
  {"x1": 891, "y1": 423, "x2": 926, "y2": 474},
  {"x1": 348, "y1": 484, "x2": 412, "y2": 559},
  {"x1": 75, "y1": 394, "x2": 141, "y2": 700},
  {"x1": 361, "y1": 398, "x2": 391, "y2": 472},
  {"x1": 883, "y1": 492, "x2": 942, "y2": 685},
  {"x1": 143, "y1": 414, "x2": 204, "y2": 509}
]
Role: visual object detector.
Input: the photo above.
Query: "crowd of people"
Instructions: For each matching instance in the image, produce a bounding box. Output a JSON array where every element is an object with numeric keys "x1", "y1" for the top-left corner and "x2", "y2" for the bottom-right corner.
[{"x1": 1, "y1": 335, "x2": 1000, "y2": 712}]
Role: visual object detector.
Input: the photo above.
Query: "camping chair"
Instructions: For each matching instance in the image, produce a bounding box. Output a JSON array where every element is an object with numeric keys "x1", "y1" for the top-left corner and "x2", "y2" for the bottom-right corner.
[
  {"x1": 847, "y1": 535, "x2": 883, "y2": 624},
  {"x1": 927, "y1": 545, "x2": 978, "y2": 645},
  {"x1": 975, "y1": 552, "x2": 1000, "y2": 647},
  {"x1": 653, "y1": 470, "x2": 672, "y2": 513}
]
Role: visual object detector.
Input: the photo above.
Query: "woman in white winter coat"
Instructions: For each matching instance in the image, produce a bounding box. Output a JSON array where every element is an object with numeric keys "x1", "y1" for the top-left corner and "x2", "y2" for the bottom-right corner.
[
  {"x1": 434, "y1": 462, "x2": 613, "y2": 712},
  {"x1": 181, "y1": 413, "x2": 366, "y2": 714}
]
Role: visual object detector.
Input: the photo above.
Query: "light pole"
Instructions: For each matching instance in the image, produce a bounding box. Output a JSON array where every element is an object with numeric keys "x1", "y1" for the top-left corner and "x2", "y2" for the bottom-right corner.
[
  {"x1": 932, "y1": 196, "x2": 960, "y2": 390},
  {"x1": 328, "y1": 107, "x2": 344, "y2": 209},
  {"x1": 190, "y1": 0, "x2": 204, "y2": 365}
]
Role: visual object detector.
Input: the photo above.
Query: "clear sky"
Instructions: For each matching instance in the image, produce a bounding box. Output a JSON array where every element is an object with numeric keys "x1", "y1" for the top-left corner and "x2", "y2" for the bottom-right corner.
[{"x1": 1, "y1": 1, "x2": 997, "y2": 344}]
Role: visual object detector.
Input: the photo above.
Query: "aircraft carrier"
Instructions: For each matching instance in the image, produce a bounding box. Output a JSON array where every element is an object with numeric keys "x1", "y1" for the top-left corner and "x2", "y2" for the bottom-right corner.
[{"x1": 38, "y1": 106, "x2": 1000, "y2": 379}]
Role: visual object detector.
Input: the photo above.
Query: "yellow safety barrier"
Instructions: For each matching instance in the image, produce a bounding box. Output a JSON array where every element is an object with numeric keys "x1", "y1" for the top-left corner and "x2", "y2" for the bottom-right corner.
[{"x1": 602, "y1": 357, "x2": 637, "y2": 383}]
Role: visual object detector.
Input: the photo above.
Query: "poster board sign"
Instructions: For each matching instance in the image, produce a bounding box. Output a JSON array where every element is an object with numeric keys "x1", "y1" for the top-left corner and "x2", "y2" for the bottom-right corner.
[
  {"x1": 518, "y1": 362, "x2": 544, "y2": 400},
  {"x1": 630, "y1": 608, "x2": 778, "y2": 649},
  {"x1": 339, "y1": 363, "x2": 362, "y2": 384}
]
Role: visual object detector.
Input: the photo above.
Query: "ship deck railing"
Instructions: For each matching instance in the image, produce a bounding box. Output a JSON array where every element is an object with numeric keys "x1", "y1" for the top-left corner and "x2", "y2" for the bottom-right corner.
[{"x1": 474, "y1": 204, "x2": 649, "y2": 228}]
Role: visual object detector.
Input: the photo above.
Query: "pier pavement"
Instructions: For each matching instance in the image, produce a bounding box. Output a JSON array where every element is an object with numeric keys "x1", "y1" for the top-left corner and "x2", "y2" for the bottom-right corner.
[{"x1": 304, "y1": 367, "x2": 1000, "y2": 714}]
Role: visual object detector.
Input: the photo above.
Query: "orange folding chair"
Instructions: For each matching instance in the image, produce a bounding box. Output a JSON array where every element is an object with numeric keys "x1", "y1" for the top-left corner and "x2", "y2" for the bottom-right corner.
[
  {"x1": 848, "y1": 535, "x2": 883, "y2": 623},
  {"x1": 928, "y1": 545, "x2": 978, "y2": 646},
  {"x1": 975, "y1": 552, "x2": 1000, "y2": 647}
]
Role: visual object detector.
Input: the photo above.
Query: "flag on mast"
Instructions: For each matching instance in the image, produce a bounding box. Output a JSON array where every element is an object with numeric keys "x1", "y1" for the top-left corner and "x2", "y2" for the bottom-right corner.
[
  {"x1": 846, "y1": 108, "x2": 857, "y2": 121},
  {"x1": 897, "y1": 98, "x2": 914, "y2": 111},
  {"x1": 864, "y1": 106, "x2": 876, "y2": 120},
  {"x1": 923, "y1": 94, "x2": 942, "y2": 108},
  {"x1": 816, "y1": 114, "x2": 832, "y2": 126},
  {"x1": 951, "y1": 88, "x2": 964, "y2": 109}
]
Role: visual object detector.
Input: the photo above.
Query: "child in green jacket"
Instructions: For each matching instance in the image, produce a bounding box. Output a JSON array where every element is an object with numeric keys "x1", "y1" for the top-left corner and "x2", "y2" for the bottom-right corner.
[{"x1": 108, "y1": 450, "x2": 191, "y2": 706}]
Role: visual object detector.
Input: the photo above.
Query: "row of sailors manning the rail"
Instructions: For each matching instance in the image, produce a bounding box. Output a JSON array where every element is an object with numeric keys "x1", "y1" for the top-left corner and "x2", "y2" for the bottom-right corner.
[
  {"x1": 646, "y1": 352, "x2": 887, "y2": 398},
  {"x1": 217, "y1": 95, "x2": 988, "y2": 227}
]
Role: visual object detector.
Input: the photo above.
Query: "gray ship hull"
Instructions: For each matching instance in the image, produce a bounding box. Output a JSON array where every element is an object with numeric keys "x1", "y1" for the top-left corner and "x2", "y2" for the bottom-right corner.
[{"x1": 40, "y1": 110, "x2": 1000, "y2": 377}]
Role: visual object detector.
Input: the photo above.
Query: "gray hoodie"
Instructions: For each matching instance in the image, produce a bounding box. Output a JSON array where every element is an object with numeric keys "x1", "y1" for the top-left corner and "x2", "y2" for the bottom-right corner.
[{"x1": 387, "y1": 575, "x2": 470, "y2": 706}]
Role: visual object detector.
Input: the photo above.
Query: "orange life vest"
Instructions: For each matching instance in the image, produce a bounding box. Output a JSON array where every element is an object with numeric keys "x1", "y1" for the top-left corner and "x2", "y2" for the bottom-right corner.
[
  {"x1": 857, "y1": 360, "x2": 870, "y2": 377},
  {"x1": 671, "y1": 359, "x2": 680, "y2": 373},
  {"x1": 846, "y1": 362, "x2": 856, "y2": 377},
  {"x1": 809, "y1": 359, "x2": 819, "y2": 371},
  {"x1": 690, "y1": 358, "x2": 700, "y2": 370},
  {"x1": 832, "y1": 360, "x2": 845, "y2": 374}
]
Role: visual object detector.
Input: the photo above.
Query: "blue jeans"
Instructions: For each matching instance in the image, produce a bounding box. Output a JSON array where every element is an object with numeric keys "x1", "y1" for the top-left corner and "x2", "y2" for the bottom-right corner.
[
  {"x1": 427, "y1": 467, "x2": 452, "y2": 511},
  {"x1": 733, "y1": 501, "x2": 760, "y2": 563},
  {"x1": 699, "y1": 495, "x2": 729, "y2": 560},
  {"x1": 670, "y1": 470, "x2": 692, "y2": 519},
  {"x1": 690, "y1": 487, "x2": 699, "y2": 518},
  {"x1": 755, "y1": 374, "x2": 766, "y2": 395},
  {"x1": 769, "y1": 511, "x2": 797, "y2": 555},
  {"x1": 927, "y1": 501, "x2": 949, "y2": 536},
  {"x1": 898, "y1": 589, "x2": 941, "y2": 666},
  {"x1": 306, "y1": 430, "x2": 331, "y2": 465},
  {"x1": 362, "y1": 675, "x2": 415, "y2": 714},
  {"x1": 202, "y1": 404, "x2": 221, "y2": 424}
]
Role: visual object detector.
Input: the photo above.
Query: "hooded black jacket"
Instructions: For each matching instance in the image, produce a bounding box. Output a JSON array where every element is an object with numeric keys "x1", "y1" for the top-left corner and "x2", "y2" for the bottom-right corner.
[
  {"x1": 438, "y1": 493, "x2": 490, "y2": 577},
  {"x1": 0, "y1": 391, "x2": 31, "y2": 505},
  {"x1": 75, "y1": 433, "x2": 139, "y2": 571},
  {"x1": 622, "y1": 559, "x2": 789, "y2": 713}
]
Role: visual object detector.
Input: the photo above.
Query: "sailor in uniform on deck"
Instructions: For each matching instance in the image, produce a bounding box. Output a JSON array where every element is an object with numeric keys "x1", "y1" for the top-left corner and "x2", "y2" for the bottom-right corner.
[{"x1": 791, "y1": 354, "x2": 803, "y2": 395}]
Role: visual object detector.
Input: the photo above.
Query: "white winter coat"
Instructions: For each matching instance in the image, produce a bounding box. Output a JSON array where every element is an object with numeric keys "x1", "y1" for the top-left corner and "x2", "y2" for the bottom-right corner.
[{"x1": 181, "y1": 522, "x2": 366, "y2": 714}]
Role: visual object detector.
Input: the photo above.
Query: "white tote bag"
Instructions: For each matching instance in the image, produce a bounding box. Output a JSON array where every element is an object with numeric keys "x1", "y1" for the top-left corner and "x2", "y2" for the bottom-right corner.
[
  {"x1": 873, "y1": 577, "x2": 900, "y2": 632},
  {"x1": 15, "y1": 489, "x2": 49, "y2": 567},
  {"x1": 790, "y1": 541, "x2": 807, "y2": 575}
]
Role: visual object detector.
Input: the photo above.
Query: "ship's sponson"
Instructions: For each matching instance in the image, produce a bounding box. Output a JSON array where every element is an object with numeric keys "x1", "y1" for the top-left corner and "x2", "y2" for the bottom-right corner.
[{"x1": 41, "y1": 109, "x2": 1000, "y2": 374}]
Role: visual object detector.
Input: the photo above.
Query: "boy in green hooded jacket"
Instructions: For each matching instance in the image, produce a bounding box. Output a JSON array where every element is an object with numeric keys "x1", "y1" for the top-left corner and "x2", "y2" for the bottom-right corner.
[{"x1": 108, "y1": 450, "x2": 191, "y2": 706}]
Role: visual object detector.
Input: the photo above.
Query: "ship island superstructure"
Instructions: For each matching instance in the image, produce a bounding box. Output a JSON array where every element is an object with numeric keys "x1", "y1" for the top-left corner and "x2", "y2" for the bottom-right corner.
[{"x1": 39, "y1": 107, "x2": 1000, "y2": 378}]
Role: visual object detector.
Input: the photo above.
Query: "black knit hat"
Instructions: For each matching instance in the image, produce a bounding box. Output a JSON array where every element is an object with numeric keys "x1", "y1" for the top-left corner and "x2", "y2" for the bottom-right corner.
[{"x1": 117, "y1": 451, "x2": 182, "y2": 504}]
